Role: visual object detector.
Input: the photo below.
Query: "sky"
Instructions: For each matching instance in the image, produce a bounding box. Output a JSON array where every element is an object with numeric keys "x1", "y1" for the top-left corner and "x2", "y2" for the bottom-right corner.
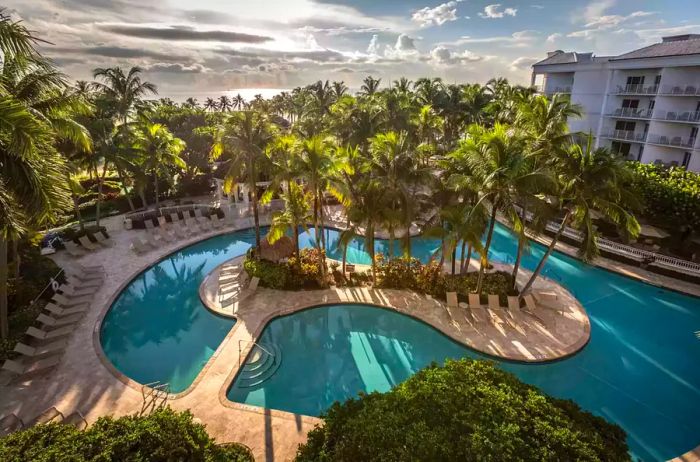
[{"x1": 5, "y1": 0, "x2": 700, "y2": 99}]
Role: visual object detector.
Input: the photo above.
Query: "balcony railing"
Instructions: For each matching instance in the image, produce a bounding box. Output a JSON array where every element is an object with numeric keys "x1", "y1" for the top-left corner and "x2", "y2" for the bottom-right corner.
[
  {"x1": 646, "y1": 134, "x2": 696, "y2": 148},
  {"x1": 606, "y1": 107, "x2": 654, "y2": 119},
  {"x1": 600, "y1": 130, "x2": 647, "y2": 142},
  {"x1": 545, "y1": 85, "x2": 572, "y2": 94},
  {"x1": 659, "y1": 84, "x2": 700, "y2": 96},
  {"x1": 653, "y1": 110, "x2": 700, "y2": 123},
  {"x1": 611, "y1": 84, "x2": 658, "y2": 95}
]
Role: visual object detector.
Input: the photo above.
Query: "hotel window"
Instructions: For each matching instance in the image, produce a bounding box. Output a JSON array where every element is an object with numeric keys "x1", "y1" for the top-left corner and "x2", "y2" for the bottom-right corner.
[
  {"x1": 615, "y1": 121, "x2": 636, "y2": 132},
  {"x1": 683, "y1": 152, "x2": 692, "y2": 168},
  {"x1": 626, "y1": 76, "x2": 645, "y2": 85},
  {"x1": 622, "y1": 99, "x2": 639, "y2": 109}
]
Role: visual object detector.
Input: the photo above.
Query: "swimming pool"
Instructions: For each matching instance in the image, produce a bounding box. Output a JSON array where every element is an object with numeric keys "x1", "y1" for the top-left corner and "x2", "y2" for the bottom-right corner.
[{"x1": 101, "y1": 224, "x2": 700, "y2": 460}]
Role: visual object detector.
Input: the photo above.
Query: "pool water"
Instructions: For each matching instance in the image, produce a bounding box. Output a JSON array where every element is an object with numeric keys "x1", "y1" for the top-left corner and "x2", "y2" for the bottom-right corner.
[{"x1": 101, "y1": 224, "x2": 700, "y2": 460}]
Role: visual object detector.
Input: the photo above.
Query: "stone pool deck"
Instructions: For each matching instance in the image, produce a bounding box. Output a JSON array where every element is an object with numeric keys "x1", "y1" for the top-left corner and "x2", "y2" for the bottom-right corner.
[{"x1": 0, "y1": 207, "x2": 698, "y2": 461}]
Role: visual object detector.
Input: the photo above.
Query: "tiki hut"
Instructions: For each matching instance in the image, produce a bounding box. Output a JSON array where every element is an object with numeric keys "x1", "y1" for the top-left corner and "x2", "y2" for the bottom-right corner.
[{"x1": 259, "y1": 235, "x2": 295, "y2": 262}]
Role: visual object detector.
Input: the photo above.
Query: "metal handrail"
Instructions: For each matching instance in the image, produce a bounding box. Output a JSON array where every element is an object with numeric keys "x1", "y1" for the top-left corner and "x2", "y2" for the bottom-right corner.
[
  {"x1": 607, "y1": 107, "x2": 654, "y2": 119},
  {"x1": 238, "y1": 340, "x2": 274, "y2": 367}
]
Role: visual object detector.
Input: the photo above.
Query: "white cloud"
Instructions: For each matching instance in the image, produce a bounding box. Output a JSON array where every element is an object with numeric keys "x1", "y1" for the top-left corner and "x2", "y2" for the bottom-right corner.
[
  {"x1": 531, "y1": 4, "x2": 544, "y2": 9},
  {"x1": 367, "y1": 34, "x2": 380, "y2": 55},
  {"x1": 581, "y1": 0, "x2": 616, "y2": 23},
  {"x1": 412, "y1": 1, "x2": 463, "y2": 28},
  {"x1": 585, "y1": 11, "x2": 655, "y2": 29},
  {"x1": 429, "y1": 45, "x2": 483, "y2": 65},
  {"x1": 384, "y1": 33, "x2": 420, "y2": 60},
  {"x1": 546, "y1": 33, "x2": 563, "y2": 43},
  {"x1": 478, "y1": 4, "x2": 517, "y2": 19},
  {"x1": 510, "y1": 56, "x2": 540, "y2": 70},
  {"x1": 442, "y1": 30, "x2": 537, "y2": 47}
]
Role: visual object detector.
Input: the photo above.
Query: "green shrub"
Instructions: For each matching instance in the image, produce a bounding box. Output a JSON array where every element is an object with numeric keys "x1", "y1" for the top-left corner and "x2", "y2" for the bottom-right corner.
[
  {"x1": 287, "y1": 248, "x2": 329, "y2": 288},
  {"x1": 627, "y1": 162, "x2": 700, "y2": 232},
  {"x1": 243, "y1": 254, "x2": 292, "y2": 290},
  {"x1": 0, "y1": 407, "x2": 253, "y2": 462},
  {"x1": 244, "y1": 248, "x2": 330, "y2": 290},
  {"x1": 295, "y1": 359, "x2": 629, "y2": 462}
]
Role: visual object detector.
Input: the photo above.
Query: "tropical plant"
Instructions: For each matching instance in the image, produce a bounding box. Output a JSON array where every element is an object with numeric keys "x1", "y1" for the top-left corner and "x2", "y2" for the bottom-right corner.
[{"x1": 267, "y1": 181, "x2": 312, "y2": 264}]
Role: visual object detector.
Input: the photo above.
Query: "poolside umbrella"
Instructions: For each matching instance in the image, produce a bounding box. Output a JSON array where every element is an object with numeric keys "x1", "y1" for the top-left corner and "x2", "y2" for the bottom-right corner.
[
  {"x1": 259, "y1": 235, "x2": 295, "y2": 262},
  {"x1": 638, "y1": 224, "x2": 670, "y2": 239}
]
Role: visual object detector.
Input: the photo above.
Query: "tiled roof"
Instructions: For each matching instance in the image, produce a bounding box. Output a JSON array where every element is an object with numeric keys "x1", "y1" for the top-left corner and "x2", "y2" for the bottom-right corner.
[
  {"x1": 533, "y1": 52, "x2": 594, "y2": 66},
  {"x1": 611, "y1": 37, "x2": 700, "y2": 61}
]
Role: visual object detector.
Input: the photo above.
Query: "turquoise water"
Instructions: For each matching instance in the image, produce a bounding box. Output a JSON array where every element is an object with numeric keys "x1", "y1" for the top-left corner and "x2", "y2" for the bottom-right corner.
[{"x1": 101, "y1": 224, "x2": 700, "y2": 460}]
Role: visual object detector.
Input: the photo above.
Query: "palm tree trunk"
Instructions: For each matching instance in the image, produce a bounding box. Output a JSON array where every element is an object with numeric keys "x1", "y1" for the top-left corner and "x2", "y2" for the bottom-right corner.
[
  {"x1": 438, "y1": 221, "x2": 445, "y2": 268},
  {"x1": 451, "y1": 247, "x2": 457, "y2": 275},
  {"x1": 0, "y1": 238, "x2": 8, "y2": 339},
  {"x1": 342, "y1": 216, "x2": 350, "y2": 274},
  {"x1": 463, "y1": 244, "x2": 473, "y2": 274},
  {"x1": 520, "y1": 211, "x2": 572, "y2": 297},
  {"x1": 250, "y1": 179, "x2": 261, "y2": 249},
  {"x1": 404, "y1": 226, "x2": 411, "y2": 259},
  {"x1": 95, "y1": 164, "x2": 107, "y2": 227},
  {"x1": 477, "y1": 206, "x2": 498, "y2": 294},
  {"x1": 459, "y1": 240, "x2": 467, "y2": 273},
  {"x1": 293, "y1": 226, "x2": 300, "y2": 270},
  {"x1": 116, "y1": 165, "x2": 135, "y2": 211},
  {"x1": 369, "y1": 226, "x2": 376, "y2": 284},
  {"x1": 12, "y1": 240, "x2": 20, "y2": 279},
  {"x1": 154, "y1": 168, "x2": 160, "y2": 209},
  {"x1": 388, "y1": 227, "x2": 394, "y2": 260},
  {"x1": 511, "y1": 204, "x2": 528, "y2": 289},
  {"x1": 318, "y1": 189, "x2": 326, "y2": 251}
]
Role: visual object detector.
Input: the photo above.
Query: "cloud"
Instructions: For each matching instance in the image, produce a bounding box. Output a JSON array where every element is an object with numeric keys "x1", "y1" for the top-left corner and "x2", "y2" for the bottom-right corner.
[
  {"x1": 478, "y1": 4, "x2": 517, "y2": 19},
  {"x1": 546, "y1": 33, "x2": 563, "y2": 43},
  {"x1": 412, "y1": 1, "x2": 463, "y2": 28},
  {"x1": 442, "y1": 30, "x2": 537, "y2": 47},
  {"x1": 99, "y1": 24, "x2": 273, "y2": 43},
  {"x1": 367, "y1": 34, "x2": 380, "y2": 55},
  {"x1": 216, "y1": 47, "x2": 345, "y2": 63},
  {"x1": 585, "y1": 11, "x2": 655, "y2": 29},
  {"x1": 429, "y1": 46, "x2": 483, "y2": 65},
  {"x1": 384, "y1": 34, "x2": 420, "y2": 60},
  {"x1": 531, "y1": 4, "x2": 544, "y2": 9},
  {"x1": 52, "y1": 46, "x2": 189, "y2": 61},
  {"x1": 581, "y1": 0, "x2": 616, "y2": 23},
  {"x1": 143, "y1": 62, "x2": 209, "y2": 73},
  {"x1": 510, "y1": 56, "x2": 540, "y2": 70}
]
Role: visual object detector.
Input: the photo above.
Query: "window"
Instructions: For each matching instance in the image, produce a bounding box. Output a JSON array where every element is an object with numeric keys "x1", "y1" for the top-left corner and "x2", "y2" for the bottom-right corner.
[
  {"x1": 648, "y1": 99, "x2": 655, "y2": 111},
  {"x1": 638, "y1": 146, "x2": 644, "y2": 161},
  {"x1": 615, "y1": 121, "x2": 636, "y2": 131},
  {"x1": 690, "y1": 126, "x2": 698, "y2": 141},
  {"x1": 626, "y1": 76, "x2": 645, "y2": 85},
  {"x1": 683, "y1": 152, "x2": 692, "y2": 167},
  {"x1": 655, "y1": 75, "x2": 662, "y2": 86},
  {"x1": 611, "y1": 141, "x2": 631, "y2": 156},
  {"x1": 622, "y1": 99, "x2": 639, "y2": 109}
]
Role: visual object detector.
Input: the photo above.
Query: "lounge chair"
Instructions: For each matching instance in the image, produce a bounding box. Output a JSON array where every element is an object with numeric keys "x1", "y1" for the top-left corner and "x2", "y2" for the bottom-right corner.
[
  {"x1": 142, "y1": 232, "x2": 161, "y2": 249},
  {"x1": 144, "y1": 219, "x2": 156, "y2": 231},
  {"x1": 156, "y1": 226, "x2": 176, "y2": 243},
  {"x1": 0, "y1": 413, "x2": 24, "y2": 436},
  {"x1": 14, "y1": 339, "x2": 68, "y2": 358},
  {"x1": 523, "y1": 294, "x2": 538, "y2": 312},
  {"x1": 25, "y1": 325, "x2": 72, "y2": 341},
  {"x1": 63, "y1": 241, "x2": 84, "y2": 258},
  {"x1": 210, "y1": 214, "x2": 225, "y2": 229},
  {"x1": 67, "y1": 269, "x2": 104, "y2": 284},
  {"x1": 77, "y1": 236, "x2": 100, "y2": 251},
  {"x1": 487, "y1": 294, "x2": 507, "y2": 325},
  {"x1": 44, "y1": 302, "x2": 88, "y2": 317},
  {"x1": 52, "y1": 293, "x2": 92, "y2": 307},
  {"x1": 446, "y1": 291, "x2": 458, "y2": 309},
  {"x1": 194, "y1": 209, "x2": 211, "y2": 225},
  {"x1": 130, "y1": 238, "x2": 150, "y2": 254},
  {"x1": 185, "y1": 219, "x2": 202, "y2": 235},
  {"x1": 162, "y1": 215, "x2": 187, "y2": 238},
  {"x1": 169, "y1": 214, "x2": 192, "y2": 237},
  {"x1": 57, "y1": 284, "x2": 96, "y2": 299},
  {"x1": 2, "y1": 356, "x2": 61, "y2": 380},
  {"x1": 247, "y1": 276, "x2": 260, "y2": 293},
  {"x1": 36, "y1": 313, "x2": 82, "y2": 328},
  {"x1": 466, "y1": 293, "x2": 487, "y2": 323},
  {"x1": 93, "y1": 232, "x2": 112, "y2": 247},
  {"x1": 533, "y1": 291, "x2": 559, "y2": 310},
  {"x1": 28, "y1": 407, "x2": 64, "y2": 426},
  {"x1": 64, "y1": 276, "x2": 101, "y2": 289}
]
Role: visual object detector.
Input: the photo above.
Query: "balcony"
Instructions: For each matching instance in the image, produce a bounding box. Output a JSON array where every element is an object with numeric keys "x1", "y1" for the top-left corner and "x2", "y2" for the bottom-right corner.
[
  {"x1": 600, "y1": 130, "x2": 647, "y2": 143},
  {"x1": 658, "y1": 84, "x2": 700, "y2": 96},
  {"x1": 545, "y1": 85, "x2": 572, "y2": 95},
  {"x1": 605, "y1": 107, "x2": 654, "y2": 120},
  {"x1": 646, "y1": 134, "x2": 697, "y2": 149},
  {"x1": 611, "y1": 84, "x2": 658, "y2": 95},
  {"x1": 654, "y1": 111, "x2": 700, "y2": 124}
]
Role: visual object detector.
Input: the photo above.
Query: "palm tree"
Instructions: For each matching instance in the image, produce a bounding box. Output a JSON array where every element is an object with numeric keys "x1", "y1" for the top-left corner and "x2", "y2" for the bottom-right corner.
[
  {"x1": 232, "y1": 94, "x2": 245, "y2": 110},
  {"x1": 0, "y1": 13, "x2": 84, "y2": 338},
  {"x1": 91, "y1": 66, "x2": 157, "y2": 127},
  {"x1": 267, "y1": 181, "x2": 312, "y2": 266},
  {"x1": 427, "y1": 203, "x2": 487, "y2": 275},
  {"x1": 360, "y1": 76, "x2": 381, "y2": 96},
  {"x1": 393, "y1": 77, "x2": 413, "y2": 95},
  {"x1": 219, "y1": 95, "x2": 232, "y2": 112},
  {"x1": 211, "y1": 111, "x2": 275, "y2": 248},
  {"x1": 135, "y1": 121, "x2": 186, "y2": 208},
  {"x1": 414, "y1": 77, "x2": 444, "y2": 107},
  {"x1": 520, "y1": 139, "x2": 640, "y2": 295},
  {"x1": 204, "y1": 97, "x2": 218, "y2": 112},
  {"x1": 294, "y1": 135, "x2": 338, "y2": 275},
  {"x1": 449, "y1": 123, "x2": 544, "y2": 293},
  {"x1": 331, "y1": 81, "x2": 348, "y2": 100},
  {"x1": 264, "y1": 133, "x2": 298, "y2": 200},
  {"x1": 345, "y1": 178, "x2": 386, "y2": 283},
  {"x1": 184, "y1": 97, "x2": 198, "y2": 108}
]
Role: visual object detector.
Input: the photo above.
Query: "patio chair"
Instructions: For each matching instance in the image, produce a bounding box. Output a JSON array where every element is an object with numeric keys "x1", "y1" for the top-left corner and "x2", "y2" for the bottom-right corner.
[
  {"x1": 64, "y1": 276, "x2": 101, "y2": 290},
  {"x1": 44, "y1": 302, "x2": 88, "y2": 317},
  {"x1": 466, "y1": 293, "x2": 488, "y2": 323},
  {"x1": 163, "y1": 215, "x2": 188, "y2": 238},
  {"x1": 446, "y1": 292, "x2": 458, "y2": 309},
  {"x1": 67, "y1": 268, "x2": 104, "y2": 283},
  {"x1": 77, "y1": 236, "x2": 100, "y2": 252},
  {"x1": 666, "y1": 111, "x2": 677, "y2": 120},
  {"x1": 156, "y1": 226, "x2": 176, "y2": 243},
  {"x1": 27, "y1": 407, "x2": 64, "y2": 426},
  {"x1": 194, "y1": 209, "x2": 211, "y2": 226},
  {"x1": 247, "y1": 276, "x2": 260, "y2": 293},
  {"x1": 13, "y1": 339, "x2": 68, "y2": 358},
  {"x1": 2, "y1": 356, "x2": 62, "y2": 380},
  {"x1": 185, "y1": 219, "x2": 202, "y2": 234},
  {"x1": 93, "y1": 232, "x2": 112, "y2": 247},
  {"x1": 76, "y1": 263, "x2": 105, "y2": 274},
  {"x1": 467, "y1": 293, "x2": 482, "y2": 309},
  {"x1": 486, "y1": 294, "x2": 508, "y2": 325},
  {"x1": 63, "y1": 241, "x2": 84, "y2": 258},
  {"x1": 52, "y1": 293, "x2": 92, "y2": 307},
  {"x1": 57, "y1": 283, "x2": 97, "y2": 298},
  {"x1": 25, "y1": 325, "x2": 73, "y2": 341},
  {"x1": 685, "y1": 85, "x2": 696, "y2": 95},
  {"x1": 144, "y1": 219, "x2": 156, "y2": 231},
  {"x1": 210, "y1": 214, "x2": 225, "y2": 229},
  {"x1": 533, "y1": 291, "x2": 559, "y2": 310},
  {"x1": 523, "y1": 294, "x2": 538, "y2": 312},
  {"x1": 0, "y1": 413, "x2": 24, "y2": 436},
  {"x1": 671, "y1": 136, "x2": 682, "y2": 146},
  {"x1": 142, "y1": 232, "x2": 161, "y2": 248},
  {"x1": 37, "y1": 313, "x2": 82, "y2": 329}
]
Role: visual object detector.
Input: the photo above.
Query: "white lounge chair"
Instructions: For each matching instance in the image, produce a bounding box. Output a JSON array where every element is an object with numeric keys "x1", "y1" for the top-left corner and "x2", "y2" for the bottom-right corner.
[
  {"x1": 162, "y1": 215, "x2": 187, "y2": 239},
  {"x1": 36, "y1": 313, "x2": 82, "y2": 328},
  {"x1": 156, "y1": 226, "x2": 176, "y2": 243},
  {"x1": 142, "y1": 232, "x2": 161, "y2": 249},
  {"x1": 63, "y1": 241, "x2": 84, "y2": 258},
  {"x1": 77, "y1": 236, "x2": 100, "y2": 252},
  {"x1": 194, "y1": 209, "x2": 211, "y2": 226},
  {"x1": 57, "y1": 284, "x2": 96, "y2": 299},
  {"x1": 64, "y1": 276, "x2": 101, "y2": 290},
  {"x1": 169, "y1": 214, "x2": 192, "y2": 237},
  {"x1": 210, "y1": 214, "x2": 225, "y2": 229},
  {"x1": 14, "y1": 339, "x2": 68, "y2": 358},
  {"x1": 130, "y1": 238, "x2": 150, "y2": 254},
  {"x1": 2, "y1": 356, "x2": 61, "y2": 379},
  {"x1": 25, "y1": 325, "x2": 72, "y2": 341},
  {"x1": 467, "y1": 293, "x2": 487, "y2": 323},
  {"x1": 44, "y1": 302, "x2": 88, "y2": 317},
  {"x1": 52, "y1": 293, "x2": 92, "y2": 307},
  {"x1": 446, "y1": 291, "x2": 458, "y2": 309},
  {"x1": 185, "y1": 219, "x2": 202, "y2": 235},
  {"x1": 247, "y1": 276, "x2": 260, "y2": 294}
]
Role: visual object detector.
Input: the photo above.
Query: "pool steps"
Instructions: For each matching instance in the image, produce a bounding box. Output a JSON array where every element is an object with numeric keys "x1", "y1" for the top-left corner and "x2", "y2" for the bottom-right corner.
[{"x1": 237, "y1": 343, "x2": 282, "y2": 388}]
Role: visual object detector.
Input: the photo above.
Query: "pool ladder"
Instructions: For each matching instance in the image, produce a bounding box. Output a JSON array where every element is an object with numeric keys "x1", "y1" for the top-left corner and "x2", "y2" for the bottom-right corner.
[
  {"x1": 140, "y1": 381, "x2": 170, "y2": 416},
  {"x1": 238, "y1": 340, "x2": 274, "y2": 368}
]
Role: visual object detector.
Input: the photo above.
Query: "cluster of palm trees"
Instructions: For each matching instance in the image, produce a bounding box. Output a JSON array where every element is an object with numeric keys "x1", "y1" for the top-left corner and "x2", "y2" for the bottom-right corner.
[
  {"x1": 203, "y1": 94, "x2": 246, "y2": 112},
  {"x1": 212, "y1": 76, "x2": 640, "y2": 296}
]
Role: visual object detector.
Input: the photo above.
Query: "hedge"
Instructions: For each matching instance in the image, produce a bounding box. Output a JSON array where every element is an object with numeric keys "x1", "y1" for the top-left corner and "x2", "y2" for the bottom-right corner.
[
  {"x1": 628, "y1": 161, "x2": 700, "y2": 232},
  {"x1": 0, "y1": 407, "x2": 253, "y2": 462},
  {"x1": 295, "y1": 359, "x2": 630, "y2": 461}
]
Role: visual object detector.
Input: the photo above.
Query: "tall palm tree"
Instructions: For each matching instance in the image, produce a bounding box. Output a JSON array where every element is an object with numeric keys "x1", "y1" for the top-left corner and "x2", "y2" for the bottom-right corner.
[
  {"x1": 219, "y1": 95, "x2": 232, "y2": 112},
  {"x1": 91, "y1": 66, "x2": 157, "y2": 127},
  {"x1": 267, "y1": 181, "x2": 312, "y2": 266},
  {"x1": 520, "y1": 140, "x2": 640, "y2": 295},
  {"x1": 211, "y1": 111, "x2": 275, "y2": 248},
  {"x1": 429, "y1": 203, "x2": 487, "y2": 275},
  {"x1": 232, "y1": 94, "x2": 245, "y2": 111},
  {"x1": 184, "y1": 97, "x2": 198, "y2": 108},
  {"x1": 204, "y1": 97, "x2": 218, "y2": 112},
  {"x1": 360, "y1": 76, "x2": 381, "y2": 96},
  {"x1": 331, "y1": 81, "x2": 348, "y2": 100},
  {"x1": 393, "y1": 77, "x2": 413, "y2": 95},
  {"x1": 345, "y1": 178, "x2": 386, "y2": 283},
  {"x1": 135, "y1": 121, "x2": 186, "y2": 208}
]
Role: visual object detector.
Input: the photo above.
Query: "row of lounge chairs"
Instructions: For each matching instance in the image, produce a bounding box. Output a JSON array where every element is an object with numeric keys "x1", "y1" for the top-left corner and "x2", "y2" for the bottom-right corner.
[
  {"x1": 218, "y1": 263, "x2": 259, "y2": 307},
  {"x1": 1, "y1": 264, "x2": 105, "y2": 383},
  {"x1": 63, "y1": 233, "x2": 113, "y2": 257},
  {"x1": 131, "y1": 210, "x2": 226, "y2": 254},
  {"x1": 445, "y1": 290, "x2": 560, "y2": 329},
  {"x1": 0, "y1": 406, "x2": 87, "y2": 437}
]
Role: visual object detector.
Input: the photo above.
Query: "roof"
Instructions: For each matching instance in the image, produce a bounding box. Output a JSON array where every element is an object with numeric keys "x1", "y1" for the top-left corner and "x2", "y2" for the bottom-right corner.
[
  {"x1": 611, "y1": 36, "x2": 700, "y2": 61},
  {"x1": 533, "y1": 51, "x2": 594, "y2": 66}
]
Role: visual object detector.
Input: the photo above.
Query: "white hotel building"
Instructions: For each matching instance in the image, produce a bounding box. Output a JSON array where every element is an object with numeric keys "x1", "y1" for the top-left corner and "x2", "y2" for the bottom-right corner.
[{"x1": 531, "y1": 34, "x2": 700, "y2": 172}]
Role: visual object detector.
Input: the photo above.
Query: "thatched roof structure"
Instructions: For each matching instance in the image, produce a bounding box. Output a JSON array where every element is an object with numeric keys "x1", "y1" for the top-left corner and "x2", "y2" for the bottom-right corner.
[{"x1": 259, "y1": 235, "x2": 295, "y2": 262}]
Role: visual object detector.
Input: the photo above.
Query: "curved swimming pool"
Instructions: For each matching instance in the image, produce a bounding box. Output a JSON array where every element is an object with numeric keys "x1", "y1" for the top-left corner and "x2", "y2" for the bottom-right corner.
[{"x1": 101, "y1": 224, "x2": 700, "y2": 460}]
